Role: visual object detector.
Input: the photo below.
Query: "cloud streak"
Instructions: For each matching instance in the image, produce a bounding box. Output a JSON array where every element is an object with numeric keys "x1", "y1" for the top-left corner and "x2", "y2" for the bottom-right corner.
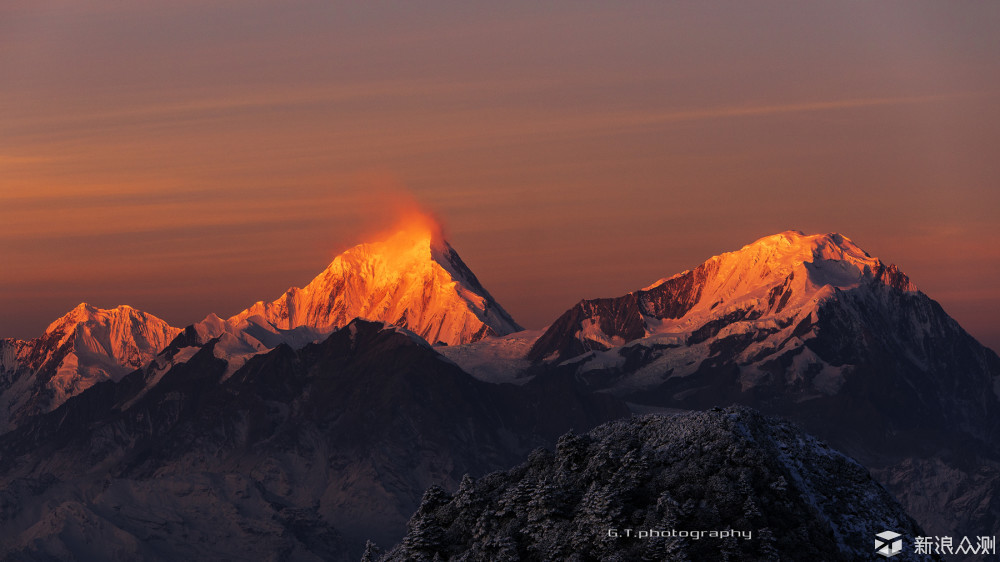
[{"x1": 630, "y1": 91, "x2": 987, "y2": 126}]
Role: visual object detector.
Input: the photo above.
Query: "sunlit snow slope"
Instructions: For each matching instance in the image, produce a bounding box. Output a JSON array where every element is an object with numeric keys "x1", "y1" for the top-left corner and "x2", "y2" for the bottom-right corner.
[
  {"x1": 229, "y1": 225, "x2": 521, "y2": 346},
  {"x1": 0, "y1": 303, "x2": 180, "y2": 431},
  {"x1": 528, "y1": 230, "x2": 913, "y2": 368}
]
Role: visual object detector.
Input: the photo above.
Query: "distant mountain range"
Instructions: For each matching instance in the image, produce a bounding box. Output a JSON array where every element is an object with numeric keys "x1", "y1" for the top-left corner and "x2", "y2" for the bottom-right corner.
[
  {"x1": 1, "y1": 228, "x2": 996, "y2": 560},
  {"x1": 0, "y1": 224, "x2": 519, "y2": 432}
]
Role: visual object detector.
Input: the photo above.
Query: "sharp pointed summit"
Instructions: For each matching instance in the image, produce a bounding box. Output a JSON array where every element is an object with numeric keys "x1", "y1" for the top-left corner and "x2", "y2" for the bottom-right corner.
[{"x1": 229, "y1": 217, "x2": 522, "y2": 346}]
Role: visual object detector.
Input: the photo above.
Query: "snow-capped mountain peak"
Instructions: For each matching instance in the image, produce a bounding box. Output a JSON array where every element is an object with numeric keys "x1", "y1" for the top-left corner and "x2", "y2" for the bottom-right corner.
[
  {"x1": 0, "y1": 303, "x2": 180, "y2": 431},
  {"x1": 228, "y1": 221, "x2": 521, "y2": 346},
  {"x1": 527, "y1": 230, "x2": 918, "y2": 364},
  {"x1": 36, "y1": 303, "x2": 180, "y2": 377},
  {"x1": 707, "y1": 230, "x2": 912, "y2": 290},
  {"x1": 641, "y1": 230, "x2": 915, "y2": 333}
]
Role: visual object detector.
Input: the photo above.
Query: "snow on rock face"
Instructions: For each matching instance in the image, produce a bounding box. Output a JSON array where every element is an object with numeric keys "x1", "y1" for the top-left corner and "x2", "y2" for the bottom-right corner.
[
  {"x1": 42, "y1": 304, "x2": 181, "y2": 377},
  {"x1": 228, "y1": 230, "x2": 521, "y2": 346},
  {"x1": 0, "y1": 303, "x2": 180, "y2": 432},
  {"x1": 648, "y1": 230, "x2": 913, "y2": 327},
  {"x1": 631, "y1": 230, "x2": 916, "y2": 341},
  {"x1": 436, "y1": 329, "x2": 544, "y2": 385},
  {"x1": 528, "y1": 231, "x2": 915, "y2": 363},
  {"x1": 668, "y1": 231, "x2": 916, "y2": 320}
]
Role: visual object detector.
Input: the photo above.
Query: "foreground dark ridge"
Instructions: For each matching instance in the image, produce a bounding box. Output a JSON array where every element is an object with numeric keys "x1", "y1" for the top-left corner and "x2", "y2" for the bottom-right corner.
[
  {"x1": 0, "y1": 320, "x2": 625, "y2": 560},
  {"x1": 376, "y1": 407, "x2": 933, "y2": 562}
]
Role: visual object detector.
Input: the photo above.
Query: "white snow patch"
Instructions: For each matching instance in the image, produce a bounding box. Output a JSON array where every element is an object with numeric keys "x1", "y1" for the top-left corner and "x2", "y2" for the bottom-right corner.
[
  {"x1": 437, "y1": 330, "x2": 542, "y2": 384},
  {"x1": 578, "y1": 318, "x2": 626, "y2": 349}
]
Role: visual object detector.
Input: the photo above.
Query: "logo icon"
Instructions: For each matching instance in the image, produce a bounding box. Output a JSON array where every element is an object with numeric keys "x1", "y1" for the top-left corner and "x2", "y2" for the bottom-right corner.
[{"x1": 876, "y1": 531, "x2": 903, "y2": 557}]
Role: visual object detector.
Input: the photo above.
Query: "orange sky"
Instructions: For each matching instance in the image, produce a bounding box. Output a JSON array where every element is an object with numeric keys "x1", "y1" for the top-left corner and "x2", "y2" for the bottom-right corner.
[{"x1": 2, "y1": 2, "x2": 999, "y2": 351}]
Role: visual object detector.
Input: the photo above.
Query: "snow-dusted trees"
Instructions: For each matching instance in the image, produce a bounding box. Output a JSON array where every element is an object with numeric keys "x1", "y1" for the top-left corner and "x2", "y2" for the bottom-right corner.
[
  {"x1": 399, "y1": 485, "x2": 450, "y2": 560},
  {"x1": 376, "y1": 408, "x2": 929, "y2": 561}
]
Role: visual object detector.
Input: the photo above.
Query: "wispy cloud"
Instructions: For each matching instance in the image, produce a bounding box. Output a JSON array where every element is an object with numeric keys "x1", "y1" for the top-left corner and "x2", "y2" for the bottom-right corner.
[
  {"x1": 0, "y1": 76, "x2": 565, "y2": 131},
  {"x1": 306, "y1": 90, "x2": 993, "y2": 155},
  {"x1": 629, "y1": 92, "x2": 986, "y2": 126},
  {"x1": 511, "y1": 91, "x2": 993, "y2": 143},
  {"x1": 0, "y1": 154, "x2": 52, "y2": 167}
]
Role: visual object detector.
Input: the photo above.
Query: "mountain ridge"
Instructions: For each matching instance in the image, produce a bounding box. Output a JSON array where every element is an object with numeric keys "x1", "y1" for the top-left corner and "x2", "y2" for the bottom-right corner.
[
  {"x1": 528, "y1": 230, "x2": 916, "y2": 363},
  {"x1": 0, "y1": 228, "x2": 523, "y2": 432}
]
